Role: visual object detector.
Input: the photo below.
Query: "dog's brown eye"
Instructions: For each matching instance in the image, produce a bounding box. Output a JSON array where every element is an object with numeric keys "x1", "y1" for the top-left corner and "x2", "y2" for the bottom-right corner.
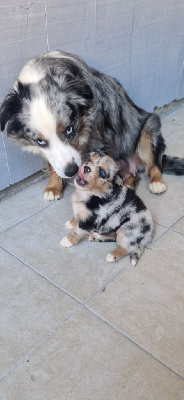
[
  {"x1": 99, "y1": 168, "x2": 106, "y2": 179},
  {"x1": 37, "y1": 138, "x2": 48, "y2": 148}
]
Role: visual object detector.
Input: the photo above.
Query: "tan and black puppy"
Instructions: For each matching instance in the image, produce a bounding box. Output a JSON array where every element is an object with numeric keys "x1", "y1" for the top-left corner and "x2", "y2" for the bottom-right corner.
[{"x1": 60, "y1": 153, "x2": 153, "y2": 266}]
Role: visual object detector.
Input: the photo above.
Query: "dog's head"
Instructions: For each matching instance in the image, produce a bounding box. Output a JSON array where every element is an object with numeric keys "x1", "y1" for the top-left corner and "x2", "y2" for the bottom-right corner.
[
  {"x1": 74, "y1": 153, "x2": 119, "y2": 195},
  {"x1": 0, "y1": 53, "x2": 94, "y2": 178}
]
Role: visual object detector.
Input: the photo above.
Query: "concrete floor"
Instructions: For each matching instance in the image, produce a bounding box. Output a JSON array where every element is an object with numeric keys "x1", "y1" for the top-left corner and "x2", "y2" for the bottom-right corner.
[{"x1": 0, "y1": 107, "x2": 184, "y2": 399}]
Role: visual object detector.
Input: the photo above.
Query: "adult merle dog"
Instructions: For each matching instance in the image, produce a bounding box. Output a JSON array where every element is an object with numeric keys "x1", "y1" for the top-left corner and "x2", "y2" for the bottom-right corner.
[{"x1": 0, "y1": 50, "x2": 183, "y2": 200}]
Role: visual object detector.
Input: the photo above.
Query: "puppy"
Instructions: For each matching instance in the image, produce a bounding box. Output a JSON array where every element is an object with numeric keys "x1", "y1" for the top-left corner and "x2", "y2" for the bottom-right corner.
[{"x1": 60, "y1": 153, "x2": 153, "y2": 266}]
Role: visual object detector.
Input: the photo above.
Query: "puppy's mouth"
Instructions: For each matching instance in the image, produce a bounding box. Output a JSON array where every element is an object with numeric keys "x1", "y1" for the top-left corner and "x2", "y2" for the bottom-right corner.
[
  {"x1": 75, "y1": 167, "x2": 88, "y2": 187},
  {"x1": 76, "y1": 177, "x2": 88, "y2": 187}
]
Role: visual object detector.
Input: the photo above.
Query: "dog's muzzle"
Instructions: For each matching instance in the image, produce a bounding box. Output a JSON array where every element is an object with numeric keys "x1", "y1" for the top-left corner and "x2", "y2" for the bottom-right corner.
[{"x1": 64, "y1": 162, "x2": 79, "y2": 177}]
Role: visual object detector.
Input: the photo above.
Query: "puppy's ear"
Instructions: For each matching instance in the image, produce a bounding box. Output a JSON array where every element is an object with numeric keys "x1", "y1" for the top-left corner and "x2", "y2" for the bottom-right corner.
[
  {"x1": 90, "y1": 151, "x2": 98, "y2": 157},
  {"x1": 90, "y1": 150, "x2": 106, "y2": 158}
]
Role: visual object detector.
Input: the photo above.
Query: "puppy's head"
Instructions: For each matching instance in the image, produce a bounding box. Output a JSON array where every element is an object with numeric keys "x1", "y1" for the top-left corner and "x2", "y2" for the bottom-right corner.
[
  {"x1": 0, "y1": 53, "x2": 94, "y2": 178},
  {"x1": 74, "y1": 153, "x2": 118, "y2": 195}
]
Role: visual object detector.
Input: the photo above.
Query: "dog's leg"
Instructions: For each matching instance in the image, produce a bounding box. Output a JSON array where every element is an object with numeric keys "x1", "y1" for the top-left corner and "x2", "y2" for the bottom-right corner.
[
  {"x1": 106, "y1": 246, "x2": 127, "y2": 262},
  {"x1": 123, "y1": 175, "x2": 140, "y2": 190},
  {"x1": 65, "y1": 217, "x2": 78, "y2": 230},
  {"x1": 60, "y1": 225, "x2": 87, "y2": 248},
  {"x1": 60, "y1": 232, "x2": 84, "y2": 247},
  {"x1": 106, "y1": 230, "x2": 127, "y2": 262},
  {"x1": 137, "y1": 121, "x2": 166, "y2": 194},
  {"x1": 123, "y1": 175, "x2": 136, "y2": 188},
  {"x1": 149, "y1": 165, "x2": 166, "y2": 194},
  {"x1": 88, "y1": 232, "x2": 116, "y2": 242},
  {"x1": 44, "y1": 169, "x2": 64, "y2": 201}
]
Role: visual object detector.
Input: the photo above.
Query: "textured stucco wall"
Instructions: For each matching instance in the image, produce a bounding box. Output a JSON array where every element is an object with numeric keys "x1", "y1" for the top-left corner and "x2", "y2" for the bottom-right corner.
[{"x1": 0, "y1": 0, "x2": 184, "y2": 190}]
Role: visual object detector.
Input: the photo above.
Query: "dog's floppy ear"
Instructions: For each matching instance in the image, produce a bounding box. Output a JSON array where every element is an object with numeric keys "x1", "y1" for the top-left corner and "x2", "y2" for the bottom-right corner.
[
  {"x1": 0, "y1": 82, "x2": 30, "y2": 136},
  {"x1": 0, "y1": 90, "x2": 21, "y2": 133}
]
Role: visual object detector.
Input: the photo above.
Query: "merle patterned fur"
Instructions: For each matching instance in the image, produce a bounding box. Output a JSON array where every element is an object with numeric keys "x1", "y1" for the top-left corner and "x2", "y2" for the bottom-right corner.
[
  {"x1": 80, "y1": 177, "x2": 153, "y2": 265},
  {"x1": 0, "y1": 50, "x2": 184, "y2": 187},
  {"x1": 61, "y1": 154, "x2": 153, "y2": 265}
]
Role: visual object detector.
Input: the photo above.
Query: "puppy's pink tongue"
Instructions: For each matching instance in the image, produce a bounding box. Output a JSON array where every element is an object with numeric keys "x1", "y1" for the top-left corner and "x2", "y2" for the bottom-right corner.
[{"x1": 77, "y1": 166, "x2": 85, "y2": 181}]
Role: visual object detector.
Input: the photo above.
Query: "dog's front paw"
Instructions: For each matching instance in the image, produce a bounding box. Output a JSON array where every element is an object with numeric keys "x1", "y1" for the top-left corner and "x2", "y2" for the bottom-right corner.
[
  {"x1": 60, "y1": 236, "x2": 73, "y2": 248},
  {"x1": 106, "y1": 253, "x2": 116, "y2": 263},
  {"x1": 88, "y1": 232, "x2": 102, "y2": 242},
  {"x1": 44, "y1": 187, "x2": 63, "y2": 201},
  {"x1": 65, "y1": 220, "x2": 74, "y2": 229},
  {"x1": 149, "y1": 181, "x2": 166, "y2": 194}
]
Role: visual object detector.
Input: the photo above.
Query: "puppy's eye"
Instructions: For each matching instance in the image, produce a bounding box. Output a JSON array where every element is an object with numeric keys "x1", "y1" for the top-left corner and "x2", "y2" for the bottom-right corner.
[
  {"x1": 84, "y1": 166, "x2": 91, "y2": 173},
  {"x1": 65, "y1": 125, "x2": 74, "y2": 136},
  {"x1": 99, "y1": 168, "x2": 106, "y2": 179},
  {"x1": 37, "y1": 138, "x2": 48, "y2": 148}
]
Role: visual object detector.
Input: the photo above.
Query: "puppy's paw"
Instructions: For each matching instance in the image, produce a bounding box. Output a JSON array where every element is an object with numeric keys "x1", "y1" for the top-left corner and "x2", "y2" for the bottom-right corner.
[
  {"x1": 106, "y1": 253, "x2": 116, "y2": 263},
  {"x1": 60, "y1": 236, "x2": 73, "y2": 248},
  {"x1": 44, "y1": 187, "x2": 63, "y2": 201},
  {"x1": 130, "y1": 257, "x2": 137, "y2": 266},
  {"x1": 149, "y1": 181, "x2": 166, "y2": 194},
  {"x1": 65, "y1": 220, "x2": 74, "y2": 229},
  {"x1": 88, "y1": 232, "x2": 102, "y2": 242}
]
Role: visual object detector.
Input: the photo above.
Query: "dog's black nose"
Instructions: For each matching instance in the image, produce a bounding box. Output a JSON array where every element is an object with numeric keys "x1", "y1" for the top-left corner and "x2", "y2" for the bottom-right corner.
[
  {"x1": 84, "y1": 166, "x2": 91, "y2": 173},
  {"x1": 64, "y1": 162, "x2": 79, "y2": 177}
]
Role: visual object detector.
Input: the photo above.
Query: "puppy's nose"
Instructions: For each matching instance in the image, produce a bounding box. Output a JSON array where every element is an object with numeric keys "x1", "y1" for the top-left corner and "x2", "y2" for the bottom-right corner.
[
  {"x1": 84, "y1": 166, "x2": 91, "y2": 173},
  {"x1": 64, "y1": 162, "x2": 79, "y2": 177}
]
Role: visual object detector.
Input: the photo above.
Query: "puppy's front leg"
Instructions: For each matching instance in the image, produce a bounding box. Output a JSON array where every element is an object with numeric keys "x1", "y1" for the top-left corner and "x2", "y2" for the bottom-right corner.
[
  {"x1": 65, "y1": 217, "x2": 78, "y2": 230},
  {"x1": 60, "y1": 225, "x2": 87, "y2": 248},
  {"x1": 88, "y1": 232, "x2": 116, "y2": 242}
]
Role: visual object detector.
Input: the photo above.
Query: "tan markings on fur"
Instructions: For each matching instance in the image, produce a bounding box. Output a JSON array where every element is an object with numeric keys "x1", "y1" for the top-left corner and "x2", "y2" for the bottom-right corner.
[
  {"x1": 67, "y1": 232, "x2": 83, "y2": 245},
  {"x1": 116, "y1": 230, "x2": 124, "y2": 247},
  {"x1": 100, "y1": 163, "x2": 107, "y2": 170},
  {"x1": 57, "y1": 122, "x2": 65, "y2": 135},
  {"x1": 100, "y1": 233, "x2": 116, "y2": 241},
  {"x1": 124, "y1": 175, "x2": 140, "y2": 190},
  {"x1": 77, "y1": 203, "x2": 90, "y2": 221},
  {"x1": 89, "y1": 232, "x2": 116, "y2": 242},
  {"x1": 110, "y1": 246, "x2": 127, "y2": 261},
  {"x1": 75, "y1": 154, "x2": 117, "y2": 195},
  {"x1": 57, "y1": 121, "x2": 81, "y2": 151},
  {"x1": 37, "y1": 132, "x2": 48, "y2": 141},
  {"x1": 87, "y1": 167, "x2": 111, "y2": 193},
  {"x1": 71, "y1": 133, "x2": 80, "y2": 151},
  {"x1": 44, "y1": 169, "x2": 63, "y2": 198},
  {"x1": 124, "y1": 175, "x2": 136, "y2": 187},
  {"x1": 86, "y1": 154, "x2": 119, "y2": 193},
  {"x1": 72, "y1": 117, "x2": 86, "y2": 151},
  {"x1": 137, "y1": 128, "x2": 154, "y2": 175},
  {"x1": 138, "y1": 132, "x2": 164, "y2": 185},
  {"x1": 149, "y1": 165, "x2": 163, "y2": 183},
  {"x1": 90, "y1": 154, "x2": 101, "y2": 163},
  {"x1": 69, "y1": 217, "x2": 78, "y2": 228},
  {"x1": 89, "y1": 175, "x2": 110, "y2": 192}
]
